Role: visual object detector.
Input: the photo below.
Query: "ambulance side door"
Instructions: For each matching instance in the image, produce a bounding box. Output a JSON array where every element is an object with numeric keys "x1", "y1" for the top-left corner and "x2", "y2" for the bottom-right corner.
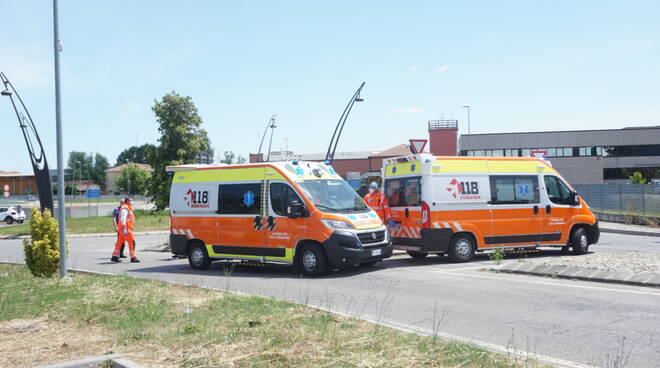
[
  {"x1": 216, "y1": 181, "x2": 266, "y2": 253},
  {"x1": 541, "y1": 175, "x2": 578, "y2": 243},
  {"x1": 265, "y1": 181, "x2": 307, "y2": 262},
  {"x1": 486, "y1": 175, "x2": 544, "y2": 246}
]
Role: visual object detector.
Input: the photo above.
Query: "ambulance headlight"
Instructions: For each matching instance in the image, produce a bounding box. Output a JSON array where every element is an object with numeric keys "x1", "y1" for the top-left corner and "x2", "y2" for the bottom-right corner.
[{"x1": 321, "y1": 219, "x2": 355, "y2": 229}]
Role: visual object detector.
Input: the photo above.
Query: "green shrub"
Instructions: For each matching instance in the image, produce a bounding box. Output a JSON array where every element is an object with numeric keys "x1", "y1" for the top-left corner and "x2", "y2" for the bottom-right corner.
[
  {"x1": 23, "y1": 208, "x2": 67, "y2": 277},
  {"x1": 133, "y1": 209, "x2": 169, "y2": 216}
]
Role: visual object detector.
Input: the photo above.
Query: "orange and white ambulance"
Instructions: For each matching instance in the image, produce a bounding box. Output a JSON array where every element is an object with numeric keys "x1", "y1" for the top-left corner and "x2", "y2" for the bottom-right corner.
[
  {"x1": 382, "y1": 154, "x2": 599, "y2": 261},
  {"x1": 167, "y1": 161, "x2": 392, "y2": 275}
]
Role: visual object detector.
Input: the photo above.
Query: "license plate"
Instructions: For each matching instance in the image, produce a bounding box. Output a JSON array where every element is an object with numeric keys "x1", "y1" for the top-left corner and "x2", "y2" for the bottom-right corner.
[{"x1": 371, "y1": 249, "x2": 382, "y2": 256}]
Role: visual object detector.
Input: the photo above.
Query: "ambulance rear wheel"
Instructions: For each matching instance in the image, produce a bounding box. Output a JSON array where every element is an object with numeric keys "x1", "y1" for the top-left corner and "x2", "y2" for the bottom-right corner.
[
  {"x1": 407, "y1": 251, "x2": 428, "y2": 259},
  {"x1": 300, "y1": 244, "x2": 327, "y2": 276},
  {"x1": 448, "y1": 234, "x2": 475, "y2": 262},
  {"x1": 188, "y1": 242, "x2": 211, "y2": 270}
]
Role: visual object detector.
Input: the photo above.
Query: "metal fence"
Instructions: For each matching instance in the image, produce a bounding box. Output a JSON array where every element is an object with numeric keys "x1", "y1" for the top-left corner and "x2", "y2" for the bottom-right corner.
[{"x1": 574, "y1": 184, "x2": 660, "y2": 217}]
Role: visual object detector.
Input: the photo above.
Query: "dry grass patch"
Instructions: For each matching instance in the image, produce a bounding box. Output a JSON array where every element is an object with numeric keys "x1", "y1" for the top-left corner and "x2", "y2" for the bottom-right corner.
[{"x1": 0, "y1": 264, "x2": 547, "y2": 367}]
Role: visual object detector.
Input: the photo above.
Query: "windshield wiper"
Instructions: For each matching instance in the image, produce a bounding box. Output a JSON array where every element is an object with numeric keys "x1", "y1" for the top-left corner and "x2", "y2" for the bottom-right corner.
[{"x1": 314, "y1": 204, "x2": 338, "y2": 212}]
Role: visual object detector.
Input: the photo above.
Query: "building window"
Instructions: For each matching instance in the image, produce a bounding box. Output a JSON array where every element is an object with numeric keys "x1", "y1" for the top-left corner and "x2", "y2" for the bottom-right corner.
[
  {"x1": 603, "y1": 167, "x2": 660, "y2": 180},
  {"x1": 492, "y1": 149, "x2": 504, "y2": 157},
  {"x1": 547, "y1": 148, "x2": 556, "y2": 157},
  {"x1": 521, "y1": 149, "x2": 531, "y2": 157},
  {"x1": 474, "y1": 150, "x2": 485, "y2": 156},
  {"x1": 596, "y1": 146, "x2": 602, "y2": 156},
  {"x1": 563, "y1": 147, "x2": 573, "y2": 157}
]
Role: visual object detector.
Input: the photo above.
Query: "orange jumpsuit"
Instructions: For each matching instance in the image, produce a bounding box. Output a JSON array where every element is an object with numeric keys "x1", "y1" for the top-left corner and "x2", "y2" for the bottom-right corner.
[
  {"x1": 363, "y1": 190, "x2": 391, "y2": 222},
  {"x1": 112, "y1": 203, "x2": 136, "y2": 258}
]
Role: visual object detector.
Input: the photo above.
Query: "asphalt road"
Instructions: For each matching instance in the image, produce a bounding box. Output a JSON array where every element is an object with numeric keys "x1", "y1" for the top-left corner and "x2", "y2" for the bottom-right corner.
[{"x1": 2, "y1": 233, "x2": 659, "y2": 367}]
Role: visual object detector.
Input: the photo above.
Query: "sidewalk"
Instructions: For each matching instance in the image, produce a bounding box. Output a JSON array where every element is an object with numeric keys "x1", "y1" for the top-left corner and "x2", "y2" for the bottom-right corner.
[
  {"x1": 0, "y1": 230, "x2": 169, "y2": 240},
  {"x1": 599, "y1": 221, "x2": 660, "y2": 237}
]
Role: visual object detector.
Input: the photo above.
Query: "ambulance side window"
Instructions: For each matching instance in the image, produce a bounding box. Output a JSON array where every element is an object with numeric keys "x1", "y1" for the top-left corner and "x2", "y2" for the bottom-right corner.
[
  {"x1": 385, "y1": 177, "x2": 421, "y2": 207},
  {"x1": 489, "y1": 175, "x2": 539, "y2": 204},
  {"x1": 270, "y1": 183, "x2": 302, "y2": 216},
  {"x1": 217, "y1": 183, "x2": 262, "y2": 214},
  {"x1": 544, "y1": 176, "x2": 571, "y2": 205}
]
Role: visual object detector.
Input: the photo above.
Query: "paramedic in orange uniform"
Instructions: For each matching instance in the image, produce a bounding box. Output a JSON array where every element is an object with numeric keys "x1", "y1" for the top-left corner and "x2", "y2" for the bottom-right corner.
[
  {"x1": 111, "y1": 197, "x2": 140, "y2": 263},
  {"x1": 363, "y1": 182, "x2": 395, "y2": 227}
]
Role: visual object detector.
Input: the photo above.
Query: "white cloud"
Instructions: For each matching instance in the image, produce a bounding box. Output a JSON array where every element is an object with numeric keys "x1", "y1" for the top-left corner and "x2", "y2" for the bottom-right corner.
[
  {"x1": 435, "y1": 65, "x2": 449, "y2": 73},
  {"x1": 393, "y1": 106, "x2": 423, "y2": 114},
  {"x1": 408, "y1": 65, "x2": 419, "y2": 72}
]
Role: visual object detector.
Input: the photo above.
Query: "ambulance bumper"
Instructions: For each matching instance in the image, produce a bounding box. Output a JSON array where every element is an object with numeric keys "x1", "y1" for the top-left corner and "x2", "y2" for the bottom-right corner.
[{"x1": 322, "y1": 229, "x2": 393, "y2": 268}]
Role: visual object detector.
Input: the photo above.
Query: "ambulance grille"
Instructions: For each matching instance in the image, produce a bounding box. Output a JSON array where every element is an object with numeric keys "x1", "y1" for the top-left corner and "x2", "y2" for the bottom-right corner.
[{"x1": 357, "y1": 230, "x2": 386, "y2": 245}]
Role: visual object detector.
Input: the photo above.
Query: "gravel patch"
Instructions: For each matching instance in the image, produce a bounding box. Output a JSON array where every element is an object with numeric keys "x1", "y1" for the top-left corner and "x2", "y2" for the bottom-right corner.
[{"x1": 517, "y1": 251, "x2": 660, "y2": 275}]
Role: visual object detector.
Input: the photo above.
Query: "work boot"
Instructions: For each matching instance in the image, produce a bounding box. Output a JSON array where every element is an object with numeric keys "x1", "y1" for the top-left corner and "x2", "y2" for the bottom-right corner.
[
  {"x1": 119, "y1": 254, "x2": 127, "y2": 258},
  {"x1": 111, "y1": 256, "x2": 120, "y2": 262},
  {"x1": 130, "y1": 257, "x2": 140, "y2": 263}
]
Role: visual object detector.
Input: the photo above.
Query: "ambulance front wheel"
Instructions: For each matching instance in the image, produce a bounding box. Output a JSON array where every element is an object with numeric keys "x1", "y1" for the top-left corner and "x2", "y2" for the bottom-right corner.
[
  {"x1": 448, "y1": 234, "x2": 475, "y2": 262},
  {"x1": 188, "y1": 242, "x2": 211, "y2": 270},
  {"x1": 571, "y1": 228, "x2": 589, "y2": 255},
  {"x1": 300, "y1": 244, "x2": 327, "y2": 276}
]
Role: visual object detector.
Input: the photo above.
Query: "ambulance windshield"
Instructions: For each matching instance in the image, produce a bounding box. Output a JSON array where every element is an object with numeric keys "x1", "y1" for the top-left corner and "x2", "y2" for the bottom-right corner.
[{"x1": 297, "y1": 179, "x2": 369, "y2": 213}]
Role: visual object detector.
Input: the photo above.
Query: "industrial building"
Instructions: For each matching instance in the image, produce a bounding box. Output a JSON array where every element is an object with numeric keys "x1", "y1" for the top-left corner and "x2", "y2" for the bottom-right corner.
[
  {"x1": 459, "y1": 125, "x2": 660, "y2": 184},
  {"x1": 251, "y1": 121, "x2": 659, "y2": 185}
]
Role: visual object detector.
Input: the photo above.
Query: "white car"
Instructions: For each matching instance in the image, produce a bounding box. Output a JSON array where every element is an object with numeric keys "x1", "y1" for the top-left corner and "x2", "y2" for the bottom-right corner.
[{"x1": 0, "y1": 205, "x2": 26, "y2": 225}]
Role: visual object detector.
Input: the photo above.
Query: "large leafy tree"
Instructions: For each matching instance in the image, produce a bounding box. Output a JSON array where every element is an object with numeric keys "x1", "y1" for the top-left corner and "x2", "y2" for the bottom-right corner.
[
  {"x1": 93, "y1": 153, "x2": 110, "y2": 187},
  {"x1": 66, "y1": 151, "x2": 94, "y2": 181},
  {"x1": 148, "y1": 91, "x2": 212, "y2": 209},
  {"x1": 115, "y1": 144, "x2": 156, "y2": 166},
  {"x1": 116, "y1": 164, "x2": 151, "y2": 195},
  {"x1": 66, "y1": 152, "x2": 110, "y2": 188}
]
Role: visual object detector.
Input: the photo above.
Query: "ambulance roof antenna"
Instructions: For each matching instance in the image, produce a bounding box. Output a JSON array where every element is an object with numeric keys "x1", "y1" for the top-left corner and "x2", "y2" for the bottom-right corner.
[
  {"x1": 265, "y1": 116, "x2": 277, "y2": 162},
  {"x1": 325, "y1": 82, "x2": 365, "y2": 163},
  {"x1": 257, "y1": 114, "x2": 276, "y2": 161}
]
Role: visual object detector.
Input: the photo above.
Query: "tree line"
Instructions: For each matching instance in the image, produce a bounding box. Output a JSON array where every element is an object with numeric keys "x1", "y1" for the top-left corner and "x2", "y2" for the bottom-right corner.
[{"x1": 64, "y1": 91, "x2": 246, "y2": 209}]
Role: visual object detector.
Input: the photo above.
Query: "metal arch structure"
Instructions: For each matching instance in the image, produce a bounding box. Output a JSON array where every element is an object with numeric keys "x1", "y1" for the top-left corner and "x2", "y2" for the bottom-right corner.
[
  {"x1": 325, "y1": 81, "x2": 365, "y2": 163},
  {"x1": 1, "y1": 72, "x2": 54, "y2": 212}
]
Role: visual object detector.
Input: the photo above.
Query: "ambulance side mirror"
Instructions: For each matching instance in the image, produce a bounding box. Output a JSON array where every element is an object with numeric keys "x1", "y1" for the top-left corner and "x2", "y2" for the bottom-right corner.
[
  {"x1": 569, "y1": 191, "x2": 579, "y2": 206},
  {"x1": 287, "y1": 200, "x2": 307, "y2": 218}
]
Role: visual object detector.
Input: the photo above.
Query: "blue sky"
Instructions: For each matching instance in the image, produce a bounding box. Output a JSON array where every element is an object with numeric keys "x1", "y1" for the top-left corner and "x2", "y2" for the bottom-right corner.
[{"x1": 1, "y1": 1, "x2": 659, "y2": 173}]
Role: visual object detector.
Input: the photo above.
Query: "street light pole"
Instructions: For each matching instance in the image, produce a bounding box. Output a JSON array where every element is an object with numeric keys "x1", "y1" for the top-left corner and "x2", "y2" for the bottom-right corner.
[
  {"x1": 53, "y1": 0, "x2": 67, "y2": 278},
  {"x1": 462, "y1": 104, "x2": 471, "y2": 134},
  {"x1": 325, "y1": 82, "x2": 365, "y2": 163}
]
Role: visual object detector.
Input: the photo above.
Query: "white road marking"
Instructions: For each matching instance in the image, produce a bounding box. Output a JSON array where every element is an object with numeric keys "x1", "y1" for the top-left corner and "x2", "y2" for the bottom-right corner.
[{"x1": 433, "y1": 270, "x2": 660, "y2": 297}]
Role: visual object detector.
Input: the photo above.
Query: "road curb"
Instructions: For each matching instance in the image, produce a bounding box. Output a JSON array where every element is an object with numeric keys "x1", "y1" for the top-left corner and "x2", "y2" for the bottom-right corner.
[
  {"x1": 599, "y1": 227, "x2": 660, "y2": 237},
  {"x1": 493, "y1": 263, "x2": 660, "y2": 288}
]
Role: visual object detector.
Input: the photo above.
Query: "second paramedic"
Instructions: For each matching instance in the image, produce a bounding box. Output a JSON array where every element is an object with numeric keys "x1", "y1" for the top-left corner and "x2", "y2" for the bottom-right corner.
[
  {"x1": 363, "y1": 181, "x2": 395, "y2": 227},
  {"x1": 111, "y1": 197, "x2": 140, "y2": 263}
]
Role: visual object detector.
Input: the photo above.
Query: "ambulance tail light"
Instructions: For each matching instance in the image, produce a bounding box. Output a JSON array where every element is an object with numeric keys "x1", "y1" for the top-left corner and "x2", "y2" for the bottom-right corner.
[{"x1": 421, "y1": 201, "x2": 431, "y2": 229}]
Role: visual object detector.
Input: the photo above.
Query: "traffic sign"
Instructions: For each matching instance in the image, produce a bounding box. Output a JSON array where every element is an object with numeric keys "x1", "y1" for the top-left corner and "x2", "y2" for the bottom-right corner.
[
  {"x1": 86, "y1": 189, "x2": 101, "y2": 199},
  {"x1": 3, "y1": 184, "x2": 8, "y2": 191},
  {"x1": 409, "y1": 139, "x2": 428, "y2": 154},
  {"x1": 531, "y1": 150, "x2": 547, "y2": 158},
  {"x1": 3, "y1": 191, "x2": 9, "y2": 198}
]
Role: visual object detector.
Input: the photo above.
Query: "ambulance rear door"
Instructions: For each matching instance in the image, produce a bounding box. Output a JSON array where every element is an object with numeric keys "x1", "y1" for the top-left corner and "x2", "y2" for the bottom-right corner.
[{"x1": 384, "y1": 174, "x2": 423, "y2": 245}]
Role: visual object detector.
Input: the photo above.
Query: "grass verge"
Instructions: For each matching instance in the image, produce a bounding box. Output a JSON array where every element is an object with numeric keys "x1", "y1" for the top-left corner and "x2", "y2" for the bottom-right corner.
[
  {"x1": 0, "y1": 264, "x2": 544, "y2": 368},
  {"x1": 0, "y1": 212, "x2": 169, "y2": 236}
]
